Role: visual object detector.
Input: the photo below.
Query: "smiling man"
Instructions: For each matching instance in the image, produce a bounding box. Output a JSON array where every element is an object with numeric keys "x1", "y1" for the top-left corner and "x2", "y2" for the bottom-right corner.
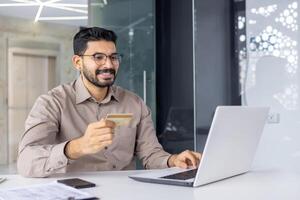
[{"x1": 17, "y1": 27, "x2": 201, "y2": 177}]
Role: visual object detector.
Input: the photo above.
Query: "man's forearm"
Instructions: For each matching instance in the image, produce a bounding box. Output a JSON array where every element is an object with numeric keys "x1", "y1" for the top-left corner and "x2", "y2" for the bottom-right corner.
[
  {"x1": 64, "y1": 138, "x2": 84, "y2": 160},
  {"x1": 17, "y1": 142, "x2": 69, "y2": 177}
]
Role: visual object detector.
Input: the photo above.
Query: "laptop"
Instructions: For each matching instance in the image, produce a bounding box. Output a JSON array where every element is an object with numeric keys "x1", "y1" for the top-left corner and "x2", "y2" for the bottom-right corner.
[{"x1": 129, "y1": 106, "x2": 269, "y2": 187}]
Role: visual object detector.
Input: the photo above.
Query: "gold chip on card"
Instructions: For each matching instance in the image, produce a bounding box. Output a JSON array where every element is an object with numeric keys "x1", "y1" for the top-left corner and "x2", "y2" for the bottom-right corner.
[{"x1": 105, "y1": 113, "x2": 133, "y2": 126}]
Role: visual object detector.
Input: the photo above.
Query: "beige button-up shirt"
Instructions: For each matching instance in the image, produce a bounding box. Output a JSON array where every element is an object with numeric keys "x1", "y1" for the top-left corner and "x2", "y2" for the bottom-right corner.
[{"x1": 18, "y1": 76, "x2": 171, "y2": 177}]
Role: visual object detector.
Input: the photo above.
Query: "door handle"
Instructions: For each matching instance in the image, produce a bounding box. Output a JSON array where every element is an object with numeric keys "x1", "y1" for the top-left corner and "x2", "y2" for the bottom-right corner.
[{"x1": 143, "y1": 70, "x2": 147, "y2": 104}]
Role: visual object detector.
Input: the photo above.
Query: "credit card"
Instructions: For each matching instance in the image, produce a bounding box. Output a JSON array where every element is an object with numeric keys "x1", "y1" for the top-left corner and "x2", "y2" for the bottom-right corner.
[{"x1": 105, "y1": 113, "x2": 133, "y2": 126}]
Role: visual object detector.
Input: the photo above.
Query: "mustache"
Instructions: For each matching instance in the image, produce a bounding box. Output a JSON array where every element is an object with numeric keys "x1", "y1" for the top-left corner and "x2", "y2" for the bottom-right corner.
[{"x1": 96, "y1": 68, "x2": 116, "y2": 75}]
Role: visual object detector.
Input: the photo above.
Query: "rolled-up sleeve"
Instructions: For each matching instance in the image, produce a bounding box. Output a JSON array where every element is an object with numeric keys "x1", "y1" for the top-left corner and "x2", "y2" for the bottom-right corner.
[
  {"x1": 17, "y1": 94, "x2": 69, "y2": 177},
  {"x1": 135, "y1": 101, "x2": 171, "y2": 169}
]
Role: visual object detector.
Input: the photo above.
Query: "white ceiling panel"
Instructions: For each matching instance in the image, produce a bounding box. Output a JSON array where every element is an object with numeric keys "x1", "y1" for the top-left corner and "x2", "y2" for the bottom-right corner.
[{"x1": 0, "y1": 0, "x2": 88, "y2": 27}]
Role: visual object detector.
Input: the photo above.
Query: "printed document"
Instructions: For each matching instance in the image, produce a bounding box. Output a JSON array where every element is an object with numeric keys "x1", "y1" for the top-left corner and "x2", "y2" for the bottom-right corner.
[{"x1": 0, "y1": 181, "x2": 96, "y2": 200}]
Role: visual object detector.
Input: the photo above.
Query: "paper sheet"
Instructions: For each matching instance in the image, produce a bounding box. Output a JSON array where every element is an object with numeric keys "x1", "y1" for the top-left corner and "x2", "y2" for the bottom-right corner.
[{"x1": 0, "y1": 181, "x2": 96, "y2": 200}]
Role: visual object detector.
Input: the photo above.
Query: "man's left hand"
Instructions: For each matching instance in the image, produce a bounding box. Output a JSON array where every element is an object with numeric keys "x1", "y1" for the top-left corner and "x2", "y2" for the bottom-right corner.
[{"x1": 167, "y1": 150, "x2": 202, "y2": 168}]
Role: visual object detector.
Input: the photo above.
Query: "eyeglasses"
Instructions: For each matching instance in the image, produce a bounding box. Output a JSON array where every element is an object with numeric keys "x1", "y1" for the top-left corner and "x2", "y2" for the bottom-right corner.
[{"x1": 79, "y1": 53, "x2": 123, "y2": 66}]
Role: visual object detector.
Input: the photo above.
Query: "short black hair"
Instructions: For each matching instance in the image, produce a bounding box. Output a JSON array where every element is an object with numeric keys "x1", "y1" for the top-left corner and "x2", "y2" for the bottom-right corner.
[{"x1": 73, "y1": 27, "x2": 117, "y2": 55}]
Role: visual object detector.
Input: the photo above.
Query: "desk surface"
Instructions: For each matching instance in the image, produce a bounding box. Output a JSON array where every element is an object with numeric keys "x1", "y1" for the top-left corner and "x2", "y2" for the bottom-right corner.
[{"x1": 0, "y1": 167, "x2": 299, "y2": 200}]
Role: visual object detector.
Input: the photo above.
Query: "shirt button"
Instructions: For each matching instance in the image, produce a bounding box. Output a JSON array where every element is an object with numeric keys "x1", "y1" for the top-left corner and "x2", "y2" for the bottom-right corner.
[
  {"x1": 104, "y1": 146, "x2": 108, "y2": 150},
  {"x1": 58, "y1": 161, "x2": 64, "y2": 165},
  {"x1": 112, "y1": 165, "x2": 116, "y2": 169}
]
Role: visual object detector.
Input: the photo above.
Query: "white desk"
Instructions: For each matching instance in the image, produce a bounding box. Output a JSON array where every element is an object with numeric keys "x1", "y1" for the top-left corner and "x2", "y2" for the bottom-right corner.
[{"x1": 0, "y1": 167, "x2": 299, "y2": 200}]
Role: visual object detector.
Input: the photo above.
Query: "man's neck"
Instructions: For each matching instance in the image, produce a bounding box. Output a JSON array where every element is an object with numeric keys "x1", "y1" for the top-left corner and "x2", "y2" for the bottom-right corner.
[{"x1": 82, "y1": 76, "x2": 108, "y2": 102}]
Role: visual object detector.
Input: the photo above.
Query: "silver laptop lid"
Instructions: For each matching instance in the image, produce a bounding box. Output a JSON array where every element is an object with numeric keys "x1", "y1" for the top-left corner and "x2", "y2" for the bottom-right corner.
[{"x1": 194, "y1": 106, "x2": 269, "y2": 187}]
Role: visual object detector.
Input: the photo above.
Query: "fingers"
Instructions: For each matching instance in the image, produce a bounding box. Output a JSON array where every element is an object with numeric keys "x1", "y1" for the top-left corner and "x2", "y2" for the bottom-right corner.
[
  {"x1": 174, "y1": 150, "x2": 201, "y2": 168},
  {"x1": 95, "y1": 133, "x2": 114, "y2": 142},
  {"x1": 176, "y1": 160, "x2": 188, "y2": 169},
  {"x1": 80, "y1": 118, "x2": 119, "y2": 156},
  {"x1": 191, "y1": 152, "x2": 202, "y2": 160},
  {"x1": 182, "y1": 151, "x2": 198, "y2": 167},
  {"x1": 87, "y1": 120, "x2": 115, "y2": 137},
  {"x1": 91, "y1": 118, "x2": 116, "y2": 129},
  {"x1": 101, "y1": 140, "x2": 113, "y2": 147},
  {"x1": 92, "y1": 127, "x2": 114, "y2": 136},
  {"x1": 191, "y1": 152, "x2": 202, "y2": 166}
]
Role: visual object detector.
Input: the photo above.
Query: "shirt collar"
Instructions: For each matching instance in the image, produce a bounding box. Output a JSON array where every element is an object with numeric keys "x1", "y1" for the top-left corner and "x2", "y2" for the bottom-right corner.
[
  {"x1": 104, "y1": 85, "x2": 120, "y2": 103},
  {"x1": 75, "y1": 75, "x2": 120, "y2": 104}
]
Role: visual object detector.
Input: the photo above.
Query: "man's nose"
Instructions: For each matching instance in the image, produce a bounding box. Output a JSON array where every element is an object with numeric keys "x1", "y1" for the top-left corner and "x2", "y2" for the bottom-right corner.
[{"x1": 102, "y1": 57, "x2": 114, "y2": 68}]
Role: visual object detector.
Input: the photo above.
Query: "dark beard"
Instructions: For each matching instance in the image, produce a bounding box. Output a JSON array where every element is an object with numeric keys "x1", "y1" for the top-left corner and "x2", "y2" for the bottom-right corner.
[{"x1": 82, "y1": 66, "x2": 116, "y2": 88}]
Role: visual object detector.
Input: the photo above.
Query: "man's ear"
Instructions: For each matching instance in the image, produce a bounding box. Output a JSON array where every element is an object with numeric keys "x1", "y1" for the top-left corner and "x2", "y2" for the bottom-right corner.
[{"x1": 72, "y1": 55, "x2": 82, "y2": 71}]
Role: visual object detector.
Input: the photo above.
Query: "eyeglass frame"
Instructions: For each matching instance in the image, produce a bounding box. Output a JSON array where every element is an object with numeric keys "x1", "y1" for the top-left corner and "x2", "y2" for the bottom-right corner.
[{"x1": 78, "y1": 52, "x2": 123, "y2": 66}]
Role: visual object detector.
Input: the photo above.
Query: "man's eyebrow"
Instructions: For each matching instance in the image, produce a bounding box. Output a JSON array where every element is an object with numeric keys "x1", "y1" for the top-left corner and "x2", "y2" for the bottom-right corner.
[
  {"x1": 93, "y1": 52, "x2": 118, "y2": 55},
  {"x1": 92, "y1": 52, "x2": 105, "y2": 54}
]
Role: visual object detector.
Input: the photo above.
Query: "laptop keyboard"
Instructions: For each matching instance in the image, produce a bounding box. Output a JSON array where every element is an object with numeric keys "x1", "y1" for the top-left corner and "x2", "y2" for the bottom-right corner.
[{"x1": 161, "y1": 169, "x2": 198, "y2": 180}]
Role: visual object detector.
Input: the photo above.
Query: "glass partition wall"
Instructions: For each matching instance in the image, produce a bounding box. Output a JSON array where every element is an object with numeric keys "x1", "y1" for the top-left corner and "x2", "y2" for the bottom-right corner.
[
  {"x1": 236, "y1": 0, "x2": 300, "y2": 170},
  {"x1": 89, "y1": 0, "x2": 156, "y2": 123}
]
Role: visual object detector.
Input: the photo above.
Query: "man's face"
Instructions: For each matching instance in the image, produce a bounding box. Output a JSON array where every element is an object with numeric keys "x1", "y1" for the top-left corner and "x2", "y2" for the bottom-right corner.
[{"x1": 80, "y1": 40, "x2": 119, "y2": 88}]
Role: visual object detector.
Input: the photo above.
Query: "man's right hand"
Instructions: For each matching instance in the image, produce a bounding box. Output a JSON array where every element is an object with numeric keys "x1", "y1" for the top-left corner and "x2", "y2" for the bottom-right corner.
[{"x1": 65, "y1": 118, "x2": 116, "y2": 160}]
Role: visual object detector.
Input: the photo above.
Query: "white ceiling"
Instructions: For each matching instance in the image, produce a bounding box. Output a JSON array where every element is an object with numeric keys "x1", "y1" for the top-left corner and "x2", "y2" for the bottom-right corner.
[{"x1": 0, "y1": 0, "x2": 88, "y2": 27}]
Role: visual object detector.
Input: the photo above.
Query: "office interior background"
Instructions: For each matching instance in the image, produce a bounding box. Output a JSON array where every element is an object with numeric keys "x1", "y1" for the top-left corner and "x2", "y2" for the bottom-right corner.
[{"x1": 0, "y1": 0, "x2": 298, "y2": 173}]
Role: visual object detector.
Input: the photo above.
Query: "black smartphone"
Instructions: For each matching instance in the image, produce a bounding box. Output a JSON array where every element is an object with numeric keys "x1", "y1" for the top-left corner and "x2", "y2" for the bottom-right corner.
[{"x1": 57, "y1": 178, "x2": 96, "y2": 189}]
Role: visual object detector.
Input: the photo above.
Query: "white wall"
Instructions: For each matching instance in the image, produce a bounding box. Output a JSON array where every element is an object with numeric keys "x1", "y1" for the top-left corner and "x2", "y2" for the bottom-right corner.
[
  {"x1": 242, "y1": 0, "x2": 300, "y2": 172},
  {"x1": 0, "y1": 15, "x2": 78, "y2": 164}
]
